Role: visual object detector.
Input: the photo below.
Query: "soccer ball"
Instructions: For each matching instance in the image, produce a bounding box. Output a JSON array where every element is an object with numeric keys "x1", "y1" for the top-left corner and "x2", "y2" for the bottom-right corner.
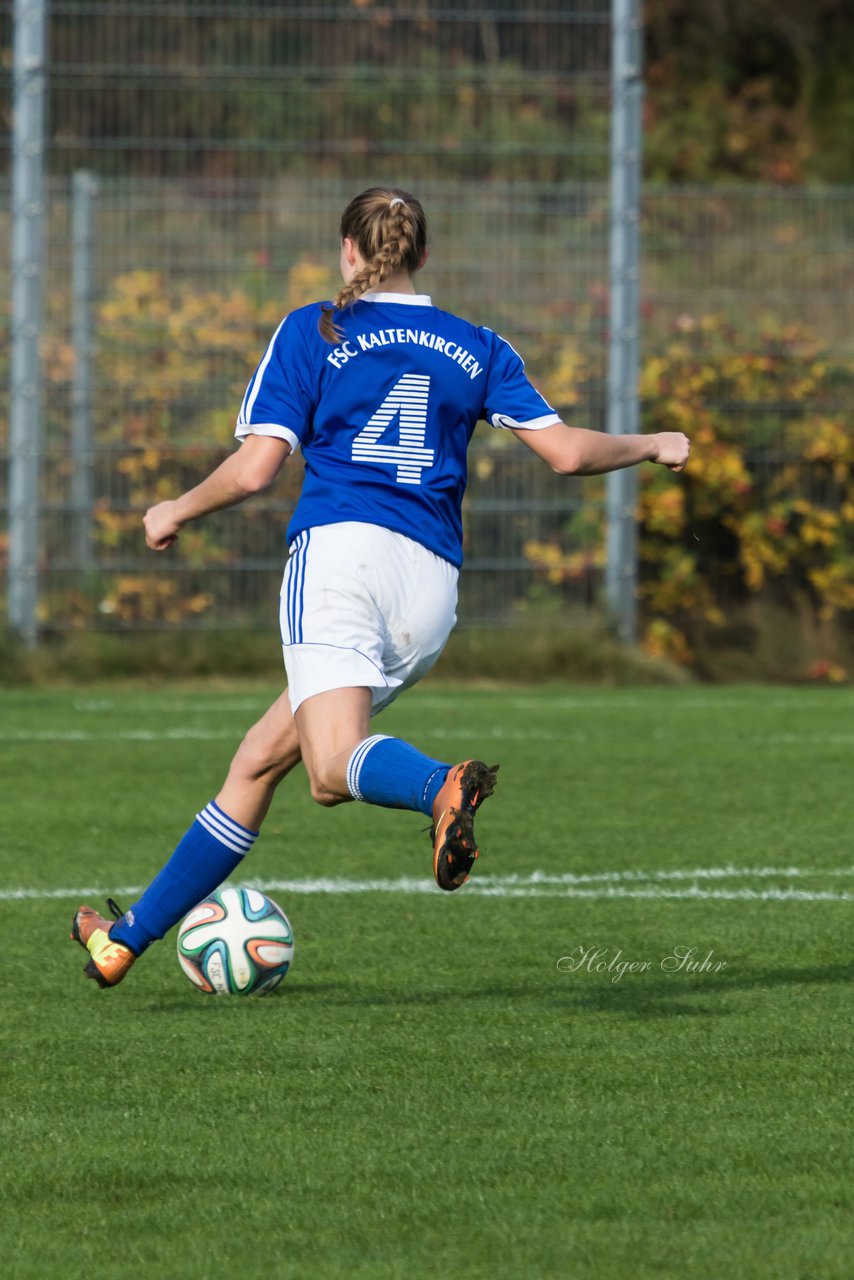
[{"x1": 177, "y1": 887, "x2": 294, "y2": 995}]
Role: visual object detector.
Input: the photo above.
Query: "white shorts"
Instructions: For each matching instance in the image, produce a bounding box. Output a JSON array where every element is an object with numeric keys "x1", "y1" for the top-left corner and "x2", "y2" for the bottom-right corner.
[{"x1": 280, "y1": 522, "x2": 458, "y2": 715}]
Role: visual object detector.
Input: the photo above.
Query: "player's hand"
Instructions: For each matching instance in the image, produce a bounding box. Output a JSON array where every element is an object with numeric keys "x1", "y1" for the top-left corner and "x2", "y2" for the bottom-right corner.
[
  {"x1": 144, "y1": 500, "x2": 182, "y2": 551},
  {"x1": 652, "y1": 432, "x2": 691, "y2": 472}
]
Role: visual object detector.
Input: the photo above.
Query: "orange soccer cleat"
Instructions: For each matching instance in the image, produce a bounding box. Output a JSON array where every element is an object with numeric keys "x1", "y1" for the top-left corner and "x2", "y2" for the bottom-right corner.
[
  {"x1": 70, "y1": 900, "x2": 136, "y2": 989},
  {"x1": 430, "y1": 760, "x2": 499, "y2": 891}
]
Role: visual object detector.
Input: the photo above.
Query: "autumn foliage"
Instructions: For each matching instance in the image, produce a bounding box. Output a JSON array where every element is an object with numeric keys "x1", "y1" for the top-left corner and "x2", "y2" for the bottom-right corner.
[
  {"x1": 30, "y1": 267, "x2": 854, "y2": 678},
  {"x1": 526, "y1": 313, "x2": 854, "y2": 676}
]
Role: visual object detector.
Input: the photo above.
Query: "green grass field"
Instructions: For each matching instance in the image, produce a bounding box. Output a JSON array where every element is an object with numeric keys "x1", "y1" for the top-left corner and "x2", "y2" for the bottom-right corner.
[{"x1": 1, "y1": 682, "x2": 852, "y2": 1280}]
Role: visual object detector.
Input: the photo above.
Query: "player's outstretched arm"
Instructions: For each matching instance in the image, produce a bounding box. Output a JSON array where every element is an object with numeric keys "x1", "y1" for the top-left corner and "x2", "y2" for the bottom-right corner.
[
  {"x1": 512, "y1": 421, "x2": 690, "y2": 476},
  {"x1": 144, "y1": 435, "x2": 291, "y2": 550}
]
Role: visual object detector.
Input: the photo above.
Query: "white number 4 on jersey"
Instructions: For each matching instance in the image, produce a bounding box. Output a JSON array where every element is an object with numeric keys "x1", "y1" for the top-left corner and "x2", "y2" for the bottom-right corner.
[{"x1": 351, "y1": 374, "x2": 435, "y2": 485}]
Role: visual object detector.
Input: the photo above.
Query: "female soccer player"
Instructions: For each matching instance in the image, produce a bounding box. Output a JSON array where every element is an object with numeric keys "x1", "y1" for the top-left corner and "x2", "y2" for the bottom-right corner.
[{"x1": 71, "y1": 186, "x2": 690, "y2": 987}]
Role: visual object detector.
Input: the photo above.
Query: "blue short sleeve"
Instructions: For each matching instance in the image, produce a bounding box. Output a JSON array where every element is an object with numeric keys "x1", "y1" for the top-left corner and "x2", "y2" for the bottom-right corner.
[
  {"x1": 482, "y1": 330, "x2": 561, "y2": 432},
  {"x1": 235, "y1": 312, "x2": 318, "y2": 452}
]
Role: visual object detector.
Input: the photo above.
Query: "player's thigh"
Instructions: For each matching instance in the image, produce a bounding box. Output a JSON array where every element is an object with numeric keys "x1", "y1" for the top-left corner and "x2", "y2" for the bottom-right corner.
[{"x1": 294, "y1": 686, "x2": 372, "y2": 788}]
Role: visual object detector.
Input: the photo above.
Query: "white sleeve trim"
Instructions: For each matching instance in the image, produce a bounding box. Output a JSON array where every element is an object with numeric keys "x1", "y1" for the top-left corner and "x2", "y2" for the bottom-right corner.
[
  {"x1": 491, "y1": 412, "x2": 562, "y2": 432},
  {"x1": 234, "y1": 421, "x2": 301, "y2": 454},
  {"x1": 238, "y1": 315, "x2": 288, "y2": 427}
]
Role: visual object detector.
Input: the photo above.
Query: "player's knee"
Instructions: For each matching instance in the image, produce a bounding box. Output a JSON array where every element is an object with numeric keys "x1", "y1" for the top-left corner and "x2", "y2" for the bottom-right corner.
[
  {"x1": 232, "y1": 733, "x2": 298, "y2": 786},
  {"x1": 307, "y1": 764, "x2": 346, "y2": 808},
  {"x1": 309, "y1": 784, "x2": 344, "y2": 808},
  {"x1": 310, "y1": 786, "x2": 341, "y2": 808}
]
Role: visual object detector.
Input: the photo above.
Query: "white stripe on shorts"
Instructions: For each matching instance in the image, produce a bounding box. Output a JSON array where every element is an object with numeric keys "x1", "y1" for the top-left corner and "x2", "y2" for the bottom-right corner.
[{"x1": 284, "y1": 531, "x2": 310, "y2": 645}]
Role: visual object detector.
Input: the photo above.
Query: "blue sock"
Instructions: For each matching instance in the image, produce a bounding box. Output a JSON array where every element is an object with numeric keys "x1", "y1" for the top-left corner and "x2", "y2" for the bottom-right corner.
[
  {"x1": 346, "y1": 735, "x2": 449, "y2": 817},
  {"x1": 110, "y1": 801, "x2": 258, "y2": 956}
]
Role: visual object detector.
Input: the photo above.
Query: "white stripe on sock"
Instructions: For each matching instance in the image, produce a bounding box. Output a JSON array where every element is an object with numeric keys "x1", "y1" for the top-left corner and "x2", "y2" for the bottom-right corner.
[
  {"x1": 346, "y1": 734, "x2": 391, "y2": 801},
  {"x1": 205, "y1": 802, "x2": 257, "y2": 843},
  {"x1": 196, "y1": 803, "x2": 257, "y2": 855},
  {"x1": 196, "y1": 810, "x2": 248, "y2": 855}
]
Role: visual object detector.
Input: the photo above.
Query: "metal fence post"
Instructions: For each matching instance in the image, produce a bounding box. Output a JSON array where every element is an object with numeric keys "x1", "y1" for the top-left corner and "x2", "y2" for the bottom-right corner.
[
  {"x1": 71, "y1": 170, "x2": 97, "y2": 573},
  {"x1": 605, "y1": 0, "x2": 643, "y2": 644},
  {"x1": 8, "y1": 0, "x2": 49, "y2": 645}
]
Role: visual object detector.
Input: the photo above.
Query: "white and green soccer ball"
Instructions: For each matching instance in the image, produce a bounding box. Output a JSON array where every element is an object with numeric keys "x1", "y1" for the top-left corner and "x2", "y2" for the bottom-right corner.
[{"x1": 177, "y1": 887, "x2": 294, "y2": 995}]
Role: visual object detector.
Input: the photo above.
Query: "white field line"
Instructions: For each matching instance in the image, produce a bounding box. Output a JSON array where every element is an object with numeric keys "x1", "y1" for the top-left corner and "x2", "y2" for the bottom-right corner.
[
  {"x1": 3, "y1": 726, "x2": 854, "y2": 747},
  {"x1": 500, "y1": 694, "x2": 854, "y2": 713},
  {"x1": 0, "y1": 728, "x2": 241, "y2": 742},
  {"x1": 59, "y1": 692, "x2": 854, "y2": 713},
  {"x1": 70, "y1": 698, "x2": 268, "y2": 713},
  {"x1": 3, "y1": 866, "x2": 853, "y2": 904}
]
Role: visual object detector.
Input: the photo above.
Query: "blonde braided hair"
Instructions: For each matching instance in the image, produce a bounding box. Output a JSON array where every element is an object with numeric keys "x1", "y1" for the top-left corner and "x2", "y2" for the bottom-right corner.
[{"x1": 319, "y1": 187, "x2": 427, "y2": 343}]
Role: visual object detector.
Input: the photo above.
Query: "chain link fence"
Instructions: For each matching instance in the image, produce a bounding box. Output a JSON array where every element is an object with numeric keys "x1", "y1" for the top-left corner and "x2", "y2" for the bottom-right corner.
[
  {"x1": 4, "y1": 1, "x2": 612, "y2": 180},
  {"x1": 2, "y1": 2, "x2": 618, "y2": 633},
  {"x1": 1, "y1": 173, "x2": 613, "y2": 630},
  {"x1": 2, "y1": 3, "x2": 853, "y2": 656}
]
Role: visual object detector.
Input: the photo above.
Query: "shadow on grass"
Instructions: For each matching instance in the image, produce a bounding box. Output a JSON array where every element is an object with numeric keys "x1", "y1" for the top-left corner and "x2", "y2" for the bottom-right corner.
[
  {"x1": 136, "y1": 960, "x2": 853, "y2": 1020},
  {"x1": 555, "y1": 959, "x2": 854, "y2": 1019},
  {"x1": 246, "y1": 959, "x2": 854, "y2": 1019}
]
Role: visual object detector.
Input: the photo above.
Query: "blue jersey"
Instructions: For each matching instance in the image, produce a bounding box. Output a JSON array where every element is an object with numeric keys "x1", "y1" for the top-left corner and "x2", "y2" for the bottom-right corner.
[{"x1": 235, "y1": 291, "x2": 559, "y2": 567}]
